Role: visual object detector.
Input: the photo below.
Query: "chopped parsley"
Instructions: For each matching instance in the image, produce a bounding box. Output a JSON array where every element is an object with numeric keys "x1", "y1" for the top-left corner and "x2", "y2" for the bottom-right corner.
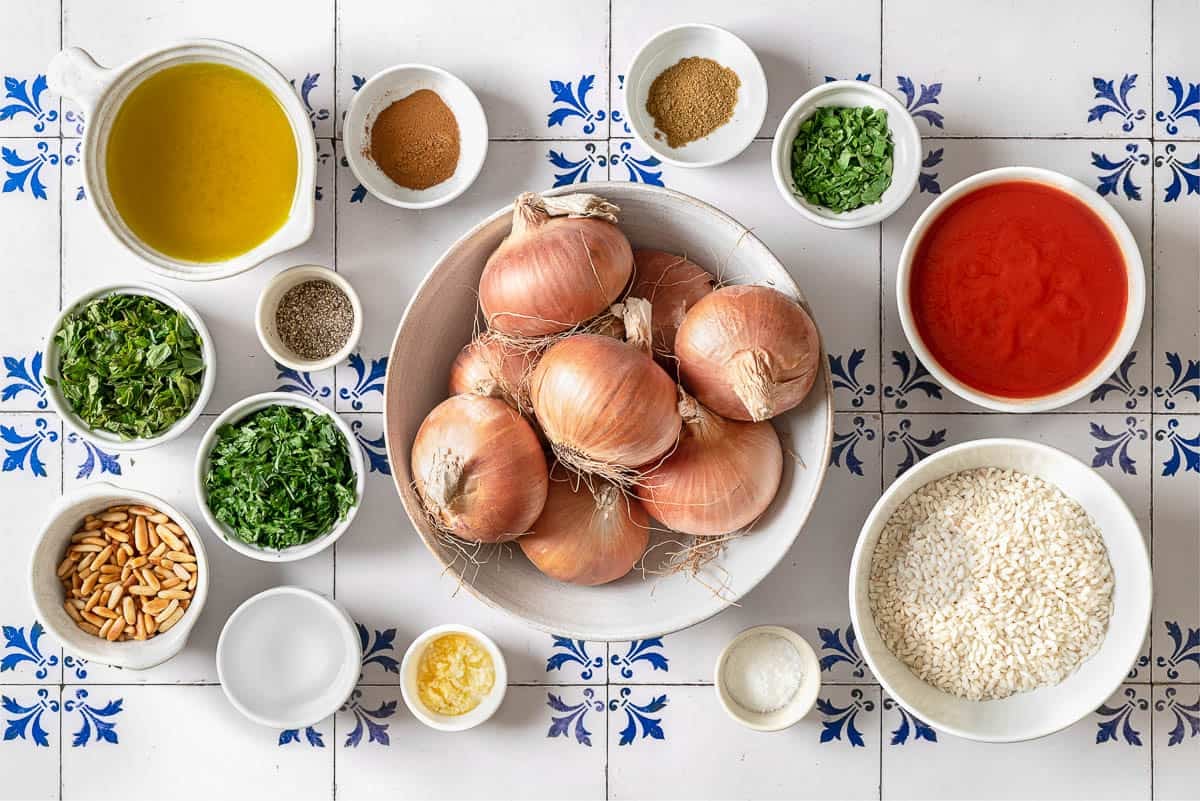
[{"x1": 790, "y1": 105, "x2": 894, "y2": 213}]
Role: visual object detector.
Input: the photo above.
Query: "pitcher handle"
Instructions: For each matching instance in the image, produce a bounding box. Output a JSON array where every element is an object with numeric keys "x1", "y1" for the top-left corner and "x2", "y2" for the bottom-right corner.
[{"x1": 47, "y1": 47, "x2": 111, "y2": 117}]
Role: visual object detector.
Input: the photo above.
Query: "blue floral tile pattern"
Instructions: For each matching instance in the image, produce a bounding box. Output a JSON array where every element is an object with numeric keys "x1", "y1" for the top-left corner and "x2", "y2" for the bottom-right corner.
[
  {"x1": 351, "y1": 420, "x2": 391, "y2": 476},
  {"x1": 895, "y1": 76, "x2": 943, "y2": 128},
  {"x1": 1092, "y1": 144, "x2": 1148, "y2": 201},
  {"x1": 274, "y1": 361, "x2": 332, "y2": 400},
  {"x1": 828, "y1": 349, "x2": 876, "y2": 408},
  {"x1": 1158, "y1": 621, "x2": 1200, "y2": 680},
  {"x1": 546, "y1": 637, "x2": 604, "y2": 681},
  {"x1": 817, "y1": 689, "x2": 874, "y2": 747},
  {"x1": 884, "y1": 698, "x2": 937, "y2": 745},
  {"x1": 1, "y1": 417, "x2": 57, "y2": 477},
  {"x1": 279, "y1": 726, "x2": 326, "y2": 748},
  {"x1": 0, "y1": 75, "x2": 56, "y2": 132},
  {"x1": 886, "y1": 419, "x2": 947, "y2": 478},
  {"x1": 830, "y1": 417, "x2": 876, "y2": 478},
  {"x1": 64, "y1": 688, "x2": 121, "y2": 747},
  {"x1": 356, "y1": 624, "x2": 400, "y2": 680},
  {"x1": 610, "y1": 687, "x2": 666, "y2": 746},
  {"x1": 2, "y1": 142, "x2": 57, "y2": 200},
  {"x1": 1089, "y1": 417, "x2": 1148, "y2": 475},
  {"x1": 883, "y1": 350, "x2": 942, "y2": 409},
  {"x1": 1155, "y1": 353, "x2": 1200, "y2": 409},
  {"x1": 1156, "y1": 419, "x2": 1200, "y2": 477},
  {"x1": 1091, "y1": 351, "x2": 1148, "y2": 409},
  {"x1": 547, "y1": 688, "x2": 604, "y2": 746},
  {"x1": 1094, "y1": 687, "x2": 1146, "y2": 746},
  {"x1": 1086, "y1": 74, "x2": 1145, "y2": 132},
  {"x1": 341, "y1": 690, "x2": 396, "y2": 748},
  {"x1": 547, "y1": 74, "x2": 607, "y2": 135},
  {"x1": 609, "y1": 142, "x2": 663, "y2": 186},
  {"x1": 2, "y1": 689, "x2": 57, "y2": 747},
  {"x1": 2, "y1": 352, "x2": 46, "y2": 408},
  {"x1": 66, "y1": 432, "x2": 121, "y2": 480},
  {"x1": 339, "y1": 353, "x2": 387, "y2": 411},
  {"x1": 817, "y1": 626, "x2": 866, "y2": 679},
  {"x1": 919, "y1": 147, "x2": 943, "y2": 194},
  {"x1": 1, "y1": 622, "x2": 57, "y2": 680},
  {"x1": 610, "y1": 639, "x2": 668, "y2": 680},
  {"x1": 1156, "y1": 143, "x2": 1200, "y2": 203},
  {"x1": 290, "y1": 73, "x2": 329, "y2": 129},
  {"x1": 549, "y1": 143, "x2": 607, "y2": 187},
  {"x1": 1157, "y1": 687, "x2": 1200, "y2": 747},
  {"x1": 1157, "y1": 76, "x2": 1200, "y2": 135}
]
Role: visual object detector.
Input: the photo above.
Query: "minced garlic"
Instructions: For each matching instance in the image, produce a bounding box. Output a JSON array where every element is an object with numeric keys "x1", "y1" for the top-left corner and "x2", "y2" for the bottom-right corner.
[{"x1": 416, "y1": 633, "x2": 495, "y2": 716}]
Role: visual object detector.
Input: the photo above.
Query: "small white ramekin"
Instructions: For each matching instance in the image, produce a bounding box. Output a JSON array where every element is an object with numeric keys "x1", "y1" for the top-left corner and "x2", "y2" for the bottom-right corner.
[
  {"x1": 44, "y1": 281, "x2": 216, "y2": 451},
  {"x1": 29, "y1": 482, "x2": 210, "y2": 670},
  {"x1": 771, "y1": 80, "x2": 921, "y2": 229},
  {"x1": 399, "y1": 624, "x2": 507, "y2": 732},
  {"x1": 256, "y1": 264, "x2": 363, "y2": 373},
  {"x1": 895, "y1": 166, "x2": 1146, "y2": 413},
  {"x1": 194, "y1": 392, "x2": 365, "y2": 562},
  {"x1": 343, "y1": 64, "x2": 488, "y2": 209},
  {"x1": 623, "y1": 24, "x2": 767, "y2": 168},
  {"x1": 216, "y1": 586, "x2": 361, "y2": 729},
  {"x1": 714, "y1": 625, "x2": 821, "y2": 731}
]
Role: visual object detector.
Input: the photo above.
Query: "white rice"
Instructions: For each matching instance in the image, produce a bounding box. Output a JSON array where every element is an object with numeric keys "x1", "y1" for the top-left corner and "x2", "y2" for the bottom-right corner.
[{"x1": 868, "y1": 467, "x2": 1114, "y2": 701}]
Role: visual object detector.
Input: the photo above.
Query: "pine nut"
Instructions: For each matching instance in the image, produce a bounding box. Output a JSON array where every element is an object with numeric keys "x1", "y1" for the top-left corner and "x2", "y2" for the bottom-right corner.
[
  {"x1": 145, "y1": 614, "x2": 158, "y2": 636},
  {"x1": 128, "y1": 506, "x2": 156, "y2": 517},
  {"x1": 127, "y1": 556, "x2": 147, "y2": 569},
  {"x1": 103, "y1": 527, "x2": 129, "y2": 543},
  {"x1": 92, "y1": 606, "x2": 118, "y2": 620},
  {"x1": 122, "y1": 596, "x2": 136, "y2": 626},
  {"x1": 105, "y1": 618, "x2": 123, "y2": 641},
  {"x1": 81, "y1": 611, "x2": 104, "y2": 627},
  {"x1": 97, "y1": 619, "x2": 113, "y2": 639},
  {"x1": 56, "y1": 557, "x2": 75, "y2": 578},
  {"x1": 160, "y1": 577, "x2": 182, "y2": 590},
  {"x1": 106, "y1": 584, "x2": 124, "y2": 609},
  {"x1": 143, "y1": 598, "x2": 169, "y2": 615},
  {"x1": 172, "y1": 563, "x2": 190, "y2": 582},
  {"x1": 156, "y1": 524, "x2": 183, "y2": 552},
  {"x1": 76, "y1": 621, "x2": 101, "y2": 637},
  {"x1": 70, "y1": 544, "x2": 103, "y2": 553},
  {"x1": 133, "y1": 516, "x2": 148, "y2": 553},
  {"x1": 158, "y1": 608, "x2": 185, "y2": 633},
  {"x1": 98, "y1": 511, "x2": 127, "y2": 523},
  {"x1": 158, "y1": 589, "x2": 191, "y2": 601},
  {"x1": 81, "y1": 536, "x2": 108, "y2": 547},
  {"x1": 63, "y1": 601, "x2": 83, "y2": 623},
  {"x1": 147, "y1": 513, "x2": 168, "y2": 524},
  {"x1": 80, "y1": 572, "x2": 99, "y2": 595},
  {"x1": 140, "y1": 568, "x2": 160, "y2": 592},
  {"x1": 129, "y1": 586, "x2": 157, "y2": 596},
  {"x1": 92, "y1": 545, "x2": 114, "y2": 570}
]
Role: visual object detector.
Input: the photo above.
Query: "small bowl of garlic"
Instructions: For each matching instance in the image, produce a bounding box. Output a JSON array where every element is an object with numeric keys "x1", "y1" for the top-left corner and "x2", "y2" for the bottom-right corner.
[{"x1": 400, "y1": 624, "x2": 507, "y2": 732}]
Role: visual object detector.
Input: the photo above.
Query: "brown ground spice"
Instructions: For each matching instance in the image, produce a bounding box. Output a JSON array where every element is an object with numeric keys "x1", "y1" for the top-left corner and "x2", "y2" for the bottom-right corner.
[
  {"x1": 645, "y1": 57, "x2": 741, "y2": 148},
  {"x1": 368, "y1": 89, "x2": 460, "y2": 190}
]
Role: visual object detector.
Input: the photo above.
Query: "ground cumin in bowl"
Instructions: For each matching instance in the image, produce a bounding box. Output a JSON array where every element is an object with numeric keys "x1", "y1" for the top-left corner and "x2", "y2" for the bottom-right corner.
[{"x1": 368, "y1": 88, "x2": 460, "y2": 190}]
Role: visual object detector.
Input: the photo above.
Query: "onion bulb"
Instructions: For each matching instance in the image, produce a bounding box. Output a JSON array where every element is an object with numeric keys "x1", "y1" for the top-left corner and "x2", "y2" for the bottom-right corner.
[
  {"x1": 479, "y1": 193, "x2": 634, "y2": 337},
  {"x1": 530, "y1": 334, "x2": 681, "y2": 477},
  {"x1": 630, "y1": 249, "x2": 714, "y2": 356},
  {"x1": 521, "y1": 477, "x2": 649, "y2": 585},
  {"x1": 447, "y1": 335, "x2": 536, "y2": 411},
  {"x1": 637, "y1": 391, "x2": 782, "y2": 536},
  {"x1": 411, "y1": 394, "x2": 548, "y2": 543},
  {"x1": 675, "y1": 285, "x2": 821, "y2": 421}
]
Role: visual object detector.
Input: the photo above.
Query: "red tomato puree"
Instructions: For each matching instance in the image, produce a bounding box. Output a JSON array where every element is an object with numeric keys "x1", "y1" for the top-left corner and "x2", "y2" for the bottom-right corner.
[{"x1": 908, "y1": 180, "x2": 1127, "y2": 398}]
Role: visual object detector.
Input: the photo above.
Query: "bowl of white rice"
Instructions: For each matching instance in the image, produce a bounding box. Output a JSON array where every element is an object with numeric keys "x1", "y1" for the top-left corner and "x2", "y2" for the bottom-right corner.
[{"x1": 848, "y1": 438, "x2": 1151, "y2": 742}]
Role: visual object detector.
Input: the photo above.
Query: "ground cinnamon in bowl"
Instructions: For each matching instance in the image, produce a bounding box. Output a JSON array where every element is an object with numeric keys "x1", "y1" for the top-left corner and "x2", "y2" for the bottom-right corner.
[
  {"x1": 646, "y1": 56, "x2": 741, "y2": 148},
  {"x1": 368, "y1": 89, "x2": 460, "y2": 190}
]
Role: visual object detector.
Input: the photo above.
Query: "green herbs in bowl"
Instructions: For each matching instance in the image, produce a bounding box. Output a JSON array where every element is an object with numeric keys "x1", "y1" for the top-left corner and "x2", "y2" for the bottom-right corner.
[
  {"x1": 790, "y1": 105, "x2": 894, "y2": 213},
  {"x1": 204, "y1": 403, "x2": 358, "y2": 552},
  {"x1": 49, "y1": 292, "x2": 206, "y2": 440}
]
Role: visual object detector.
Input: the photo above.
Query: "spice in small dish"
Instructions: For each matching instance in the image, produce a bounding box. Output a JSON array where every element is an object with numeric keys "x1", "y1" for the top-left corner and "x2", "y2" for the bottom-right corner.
[
  {"x1": 416, "y1": 632, "x2": 496, "y2": 716},
  {"x1": 275, "y1": 279, "x2": 354, "y2": 361},
  {"x1": 645, "y1": 56, "x2": 740, "y2": 148},
  {"x1": 790, "y1": 105, "x2": 894, "y2": 212},
  {"x1": 368, "y1": 89, "x2": 460, "y2": 190},
  {"x1": 57, "y1": 503, "x2": 198, "y2": 642},
  {"x1": 721, "y1": 631, "x2": 805, "y2": 713}
]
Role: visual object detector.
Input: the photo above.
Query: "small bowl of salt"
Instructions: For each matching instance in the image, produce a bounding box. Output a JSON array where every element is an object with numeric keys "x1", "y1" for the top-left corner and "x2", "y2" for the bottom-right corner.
[{"x1": 714, "y1": 625, "x2": 821, "y2": 731}]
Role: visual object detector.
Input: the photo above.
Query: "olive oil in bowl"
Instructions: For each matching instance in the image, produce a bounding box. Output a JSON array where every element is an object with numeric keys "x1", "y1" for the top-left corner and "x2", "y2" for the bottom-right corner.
[{"x1": 105, "y1": 62, "x2": 299, "y2": 263}]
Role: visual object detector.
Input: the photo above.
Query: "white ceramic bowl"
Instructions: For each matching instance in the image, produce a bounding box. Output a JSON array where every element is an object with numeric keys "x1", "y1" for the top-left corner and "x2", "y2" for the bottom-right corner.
[
  {"x1": 343, "y1": 64, "x2": 488, "y2": 209},
  {"x1": 848, "y1": 438, "x2": 1152, "y2": 743},
  {"x1": 44, "y1": 282, "x2": 217, "y2": 451},
  {"x1": 624, "y1": 24, "x2": 767, "y2": 168},
  {"x1": 771, "y1": 81, "x2": 921, "y2": 229},
  {"x1": 216, "y1": 586, "x2": 360, "y2": 728},
  {"x1": 195, "y1": 392, "x2": 365, "y2": 562},
  {"x1": 714, "y1": 625, "x2": 821, "y2": 732},
  {"x1": 383, "y1": 182, "x2": 833, "y2": 641},
  {"x1": 399, "y1": 624, "x2": 508, "y2": 732},
  {"x1": 896, "y1": 166, "x2": 1146, "y2": 412},
  {"x1": 255, "y1": 264, "x2": 364, "y2": 372},
  {"x1": 47, "y1": 41, "x2": 316, "y2": 280},
  {"x1": 29, "y1": 482, "x2": 210, "y2": 670}
]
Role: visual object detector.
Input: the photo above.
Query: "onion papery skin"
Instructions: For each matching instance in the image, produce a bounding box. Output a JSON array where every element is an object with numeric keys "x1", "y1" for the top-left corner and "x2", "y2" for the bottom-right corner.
[
  {"x1": 637, "y1": 394, "x2": 783, "y2": 536},
  {"x1": 479, "y1": 196, "x2": 633, "y2": 337},
  {"x1": 674, "y1": 285, "x2": 821, "y2": 422},
  {"x1": 447, "y1": 336, "x2": 536, "y2": 412},
  {"x1": 411, "y1": 394, "x2": 548, "y2": 543},
  {"x1": 630, "y1": 249, "x2": 714, "y2": 357},
  {"x1": 521, "y1": 478, "x2": 649, "y2": 585},
  {"x1": 530, "y1": 334, "x2": 682, "y2": 471}
]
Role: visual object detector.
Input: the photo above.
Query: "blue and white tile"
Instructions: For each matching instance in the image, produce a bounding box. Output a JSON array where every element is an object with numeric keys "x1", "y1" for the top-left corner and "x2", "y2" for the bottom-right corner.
[
  {"x1": 883, "y1": 0, "x2": 1150, "y2": 137},
  {"x1": 61, "y1": 685, "x2": 332, "y2": 800},
  {"x1": 881, "y1": 138, "x2": 1153, "y2": 414},
  {"x1": 62, "y1": 0, "x2": 335, "y2": 136},
  {"x1": 611, "y1": 0, "x2": 881, "y2": 139},
  {"x1": 1153, "y1": 0, "x2": 1200, "y2": 140},
  {"x1": 1152, "y1": 140, "x2": 1200, "y2": 413},
  {"x1": 617, "y1": 141, "x2": 882, "y2": 413},
  {"x1": 608, "y1": 685, "x2": 881, "y2": 800},
  {"x1": 61, "y1": 139, "x2": 338, "y2": 412},
  {"x1": 335, "y1": 685, "x2": 605, "y2": 799},
  {"x1": 881, "y1": 685, "x2": 1151, "y2": 799},
  {"x1": 610, "y1": 413, "x2": 882, "y2": 684},
  {"x1": 336, "y1": 0, "x2": 609, "y2": 139},
  {"x1": 0, "y1": 1, "x2": 60, "y2": 137},
  {"x1": 62, "y1": 414, "x2": 334, "y2": 684},
  {"x1": 1151, "y1": 415, "x2": 1200, "y2": 684},
  {"x1": 1153, "y1": 684, "x2": 1200, "y2": 800},
  {"x1": 334, "y1": 139, "x2": 608, "y2": 414},
  {"x1": 0, "y1": 685, "x2": 60, "y2": 799},
  {"x1": 0, "y1": 137, "x2": 59, "y2": 410},
  {"x1": 0, "y1": 413, "x2": 61, "y2": 686}
]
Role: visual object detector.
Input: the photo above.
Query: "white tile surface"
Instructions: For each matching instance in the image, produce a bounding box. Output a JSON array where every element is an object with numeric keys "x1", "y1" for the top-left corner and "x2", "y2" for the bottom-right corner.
[
  {"x1": 1152, "y1": 684, "x2": 1200, "y2": 800},
  {"x1": 0, "y1": 0, "x2": 60, "y2": 137},
  {"x1": 1153, "y1": 0, "x2": 1200, "y2": 140},
  {"x1": 0, "y1": 685, "x2": 60, "y2": 799},
  {"x1": 1151, "y1": 415, "x2": 1200, "y2": 684}
]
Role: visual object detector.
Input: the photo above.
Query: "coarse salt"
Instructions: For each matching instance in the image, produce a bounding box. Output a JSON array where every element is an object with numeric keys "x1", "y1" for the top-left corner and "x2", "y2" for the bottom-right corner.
[{"x1": 721, "y1": 632, "x2": 804, "y2": 714}]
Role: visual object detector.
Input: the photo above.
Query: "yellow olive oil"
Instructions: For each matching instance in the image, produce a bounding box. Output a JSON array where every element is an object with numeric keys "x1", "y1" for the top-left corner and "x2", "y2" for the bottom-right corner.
[{"x1": 105, "y1": 62, "x2": 298, "y2": 262}]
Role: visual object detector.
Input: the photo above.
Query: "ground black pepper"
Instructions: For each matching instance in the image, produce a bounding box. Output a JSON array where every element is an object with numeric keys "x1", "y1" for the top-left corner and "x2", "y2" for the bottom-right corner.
[{"x1": 275, "y1": 279, "x2": 354, "y2": 361}]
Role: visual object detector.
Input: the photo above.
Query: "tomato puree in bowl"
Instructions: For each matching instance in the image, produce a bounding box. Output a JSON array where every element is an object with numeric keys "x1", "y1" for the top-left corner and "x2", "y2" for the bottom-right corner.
[{"x1": 908, "y1": 180, "x2": 1127, "y2": 399}]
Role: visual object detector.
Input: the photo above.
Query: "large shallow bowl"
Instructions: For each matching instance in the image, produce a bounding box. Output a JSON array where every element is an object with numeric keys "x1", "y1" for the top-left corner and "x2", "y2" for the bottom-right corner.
[
  {"x1": 384, "y1": 182, "x2": 833, "y2": 641},
  {"x1": 848, "y1": 438, "x2": 1152, "y2": 743}
]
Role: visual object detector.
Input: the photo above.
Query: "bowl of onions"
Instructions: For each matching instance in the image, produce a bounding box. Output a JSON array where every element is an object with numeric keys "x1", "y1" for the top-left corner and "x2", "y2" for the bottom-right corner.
[{"x1": 384, "y1": 184, "x2": 833, "y2": 641}]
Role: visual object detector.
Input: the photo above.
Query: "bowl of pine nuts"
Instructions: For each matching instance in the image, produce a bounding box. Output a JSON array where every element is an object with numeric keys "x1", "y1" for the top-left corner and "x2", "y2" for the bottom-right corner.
[{"x1": 29, "y1": 482, "x2": 209, "y2": 670}]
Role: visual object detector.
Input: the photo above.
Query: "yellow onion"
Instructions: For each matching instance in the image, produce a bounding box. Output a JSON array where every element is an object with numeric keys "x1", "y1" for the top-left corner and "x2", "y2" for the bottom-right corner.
[
  {"x1": 521, "y1": 477, "x2": 649, "y2": 585},
  {"x1": 479, "y1": 193, "x2": 633, "y2": 336},
  {"x1": 447, "y1": 335, "x2": 536, "y2": 412},
  {"x1": 411, "y1": 394, "x2": 548, "y2": 543},
  {"x1": 630, "y1": 249, "x2": 714, "y2": 357},
  {"x1": 675, "y1": 285, "x2": 821, "y2": 421},
  {"x1": 637, "y1": 391, "x2": 782, "y2": 535},
  {"x1": 530, "y1": 334, "x2": 681, "y2": 477}
]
